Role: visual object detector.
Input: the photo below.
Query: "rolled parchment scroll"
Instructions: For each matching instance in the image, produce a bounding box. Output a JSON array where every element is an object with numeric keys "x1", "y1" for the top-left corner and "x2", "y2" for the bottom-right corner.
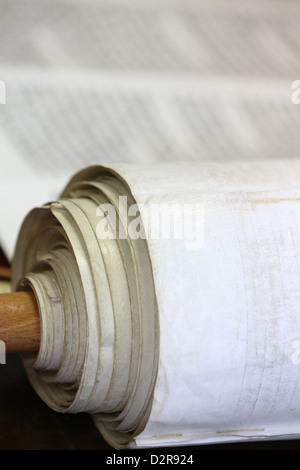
[{"x1": 11, "y1": 160, "x2": 300, "y2": 448}]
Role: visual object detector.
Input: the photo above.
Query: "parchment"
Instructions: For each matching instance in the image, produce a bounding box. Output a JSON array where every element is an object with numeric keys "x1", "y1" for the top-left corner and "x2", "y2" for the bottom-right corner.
[{"x1": 12, "y1": 159, "x2": 300, "y2": 448}]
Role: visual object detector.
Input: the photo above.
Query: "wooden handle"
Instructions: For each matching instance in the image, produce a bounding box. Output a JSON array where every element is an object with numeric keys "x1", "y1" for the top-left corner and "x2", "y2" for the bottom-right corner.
[
  {"x1": 0, "y1": 291, "x2": 40, "y2": 353},
  {"x1": 0, "y1": 266, "x2": 11, "y2": 279}
]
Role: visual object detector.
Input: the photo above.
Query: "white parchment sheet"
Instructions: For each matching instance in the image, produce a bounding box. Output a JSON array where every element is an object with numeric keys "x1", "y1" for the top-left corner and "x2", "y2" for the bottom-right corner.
[{"x1": 109, "y1": 160, "x2": 300, "y2": 447}]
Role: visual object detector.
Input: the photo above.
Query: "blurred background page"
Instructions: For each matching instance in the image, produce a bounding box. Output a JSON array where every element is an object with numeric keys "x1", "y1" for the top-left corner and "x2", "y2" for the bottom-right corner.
[{"x1": 0, "y1": 0, "x2": 299, "y2": 258}]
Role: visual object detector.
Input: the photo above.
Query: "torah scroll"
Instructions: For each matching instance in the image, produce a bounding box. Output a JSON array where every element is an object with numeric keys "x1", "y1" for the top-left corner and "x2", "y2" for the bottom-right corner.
[{"x1": 11, "y1": 160, "x2": 300, "y2": 448}]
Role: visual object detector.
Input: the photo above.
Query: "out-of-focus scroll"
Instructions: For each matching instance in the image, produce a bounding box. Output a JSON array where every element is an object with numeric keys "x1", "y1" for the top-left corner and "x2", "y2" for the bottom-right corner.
[{"x1": 0, "y1": 0, "x2": 300, "y2": 258}]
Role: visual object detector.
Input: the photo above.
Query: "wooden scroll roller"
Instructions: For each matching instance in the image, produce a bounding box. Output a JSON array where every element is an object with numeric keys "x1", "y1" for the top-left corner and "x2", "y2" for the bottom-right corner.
[
  {"x1": 0, "y1": 266, "x2": 11, "y2": 279},
  {"x1": 0, "y1": 291, "x2": 40, "y2": 353}
]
